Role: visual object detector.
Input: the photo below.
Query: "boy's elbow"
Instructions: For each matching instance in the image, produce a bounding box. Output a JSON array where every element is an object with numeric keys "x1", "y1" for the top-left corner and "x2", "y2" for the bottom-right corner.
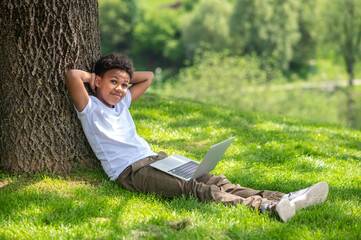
[
  {"x1": 65, "y1": 69, "x2": 75, "y2": 79},
  {"x1": 147, "y1": 71, "x2": 154, "y2": 82},
  {"x1": 65, "y1": 69, "x2": 79, "y2": 88},
  {"x1": 142, "y1": 72, "x2": 154, "y2": 86},
  {"x1": 65, "y1": 70, "x2": 74, "y2": 86},
  {"x1": 149, "y1": 72, "x2": 154, "y2": 83}
]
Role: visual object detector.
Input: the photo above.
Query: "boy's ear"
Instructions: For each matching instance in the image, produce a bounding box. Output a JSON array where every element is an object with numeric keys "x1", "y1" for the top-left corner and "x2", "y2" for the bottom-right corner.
[{"x1": 94, "y1": 75, "x2": 101, "y2": 88}]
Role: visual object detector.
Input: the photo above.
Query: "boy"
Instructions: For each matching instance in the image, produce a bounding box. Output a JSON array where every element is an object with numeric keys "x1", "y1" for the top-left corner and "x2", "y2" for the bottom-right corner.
[{"x1": 65, "y1": 53, "x2": 329, "y2": 222}]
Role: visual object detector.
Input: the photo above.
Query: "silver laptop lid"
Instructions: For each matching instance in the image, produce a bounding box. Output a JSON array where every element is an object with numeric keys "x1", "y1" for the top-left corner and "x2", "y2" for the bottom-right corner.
[{"x1": 191, "y1": 137, "x2": 235, "y2": 179}]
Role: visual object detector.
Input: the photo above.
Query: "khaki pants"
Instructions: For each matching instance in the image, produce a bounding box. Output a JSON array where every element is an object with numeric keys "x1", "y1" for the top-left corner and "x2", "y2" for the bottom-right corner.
[{"x1": 115, "y1": 152, "x2": 284, "y2": 210}]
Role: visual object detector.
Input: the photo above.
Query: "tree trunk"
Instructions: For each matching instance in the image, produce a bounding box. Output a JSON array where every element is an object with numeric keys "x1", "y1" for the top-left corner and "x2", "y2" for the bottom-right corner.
[
  {"x1": 346, "y1": 62, "x2": 354, "y2": 87},
  {"x1": 0, "y1": 0, "x2": 101, "y2": 174}
]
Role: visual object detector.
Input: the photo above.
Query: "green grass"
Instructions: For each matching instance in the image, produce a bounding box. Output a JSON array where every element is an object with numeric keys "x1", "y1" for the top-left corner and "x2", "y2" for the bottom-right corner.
[{"x1": 1, "y1": 93, "x2": 361, "y2": 239}]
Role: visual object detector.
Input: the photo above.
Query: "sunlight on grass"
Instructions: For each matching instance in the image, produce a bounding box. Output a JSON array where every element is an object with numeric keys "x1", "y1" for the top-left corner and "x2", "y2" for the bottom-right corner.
[
  {"x1": 1, "y1": 93, "x2": 361, "y2": 239},
  {"x1": 253, "y1": 122, "x2": 288, "y2": 131}
]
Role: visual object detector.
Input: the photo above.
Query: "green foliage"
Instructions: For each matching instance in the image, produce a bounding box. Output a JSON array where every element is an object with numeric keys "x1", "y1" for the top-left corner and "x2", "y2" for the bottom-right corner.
[
  {"x1": 131, "y1": 7, "x2": 184, "y2": 68},
  {"x1": 97, "y1": 0, "x2": 359, "y2": 79},
  {"x1": 98, "y1": 0, "x2": 136, "y2": 54},
  {"x1": 289, "y1": 0, "x2": 318, "y2": 76},
  {"x1": 230, "y1": 0, "x2": 302, "y2": 70},
  {"x1": 1, "y1": 93, "x2": 361, "y2": 239},
  {"x1": 97, "y1": 0, "x2": 360, "y2": 79},
  {"x1": 161, "y1": 50, "x2": 361, "y2": 129},
  {"x1": 164, "y1": 50, "x2": 285, "y2": 104},
  {"x1": 181, "y1": 0, "x2": 233, "y2": 59},
  {"x1": 182, "y1": 0, "x2": 200, "y2": 11},
  {"x1": 322, "y1": 0, "x2": 361, "y2": 82}
]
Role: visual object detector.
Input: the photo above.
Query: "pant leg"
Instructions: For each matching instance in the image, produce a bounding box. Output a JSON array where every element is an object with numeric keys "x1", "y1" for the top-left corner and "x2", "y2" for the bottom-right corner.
[
  {"x1": 116, "y1": 152, "x2": 283, "y2": 210},
  {"x1": 116, "y1": 152, "x2": 220, "y2": 199},
  {"x1": 115, "y1": 152, "x2": 185, "y2": 196},
  {"x1": 196, "y1": 173, "x2": 285, "y2": 201},
  {"x1": 116, "y1": 152, "x2": 185, "y2": 197}
]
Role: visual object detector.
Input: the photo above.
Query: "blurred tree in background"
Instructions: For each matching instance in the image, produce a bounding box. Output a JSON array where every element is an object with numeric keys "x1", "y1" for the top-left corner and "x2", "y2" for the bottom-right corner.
[
  {"x1": 229, "y1": 0, "x2": 301, "y2": 71},
  {"x1": 289, "y1": 0, "x2": 318, "y2": 77},
  {"x1": 98, "y1": 0, "x2": 361, "y2": 80},
  {"x1": 182, "y1": 0, "x2": 200, "y2": 11},
  {"x1": 97, "y1": 0, "x2": 361, "y2": 128},
  {"x1": 132, "y1": 8, "x2": 184, "y2": 69},
  {"x1": 99, "y1": 0, "x2": 136, "y2": 54},
  {"x1": 181, "y1": 0, "x2": 233, "y2": 59},
  {"x1": 323, "y1": 0, "x2": 361, "y2": 86}
]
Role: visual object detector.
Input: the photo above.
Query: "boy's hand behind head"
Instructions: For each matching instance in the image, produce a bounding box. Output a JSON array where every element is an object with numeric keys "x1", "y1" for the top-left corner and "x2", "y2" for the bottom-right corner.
[{"x1": 82, "y1": 73, "x2": 96, "y2": 95}]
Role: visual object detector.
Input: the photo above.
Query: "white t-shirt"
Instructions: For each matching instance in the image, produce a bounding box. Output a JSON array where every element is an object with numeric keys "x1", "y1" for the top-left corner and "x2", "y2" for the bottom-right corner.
[{"x1": 76, "y1": 92, "x2": 156, "y2": 180}]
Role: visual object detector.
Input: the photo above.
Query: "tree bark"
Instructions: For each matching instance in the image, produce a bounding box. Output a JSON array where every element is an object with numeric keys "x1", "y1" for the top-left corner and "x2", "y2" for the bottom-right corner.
[
  {"x1": 346, "y1": 60, "x2": 354, "y2": 87},
  {"x1": 0, "y1": 0, "x2": 101, "y2": 174}
]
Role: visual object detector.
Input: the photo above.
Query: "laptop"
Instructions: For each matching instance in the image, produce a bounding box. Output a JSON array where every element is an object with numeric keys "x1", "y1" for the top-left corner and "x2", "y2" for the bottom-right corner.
[{"x1": 150, "y1": 137, "x2": 235, "y2": 181}]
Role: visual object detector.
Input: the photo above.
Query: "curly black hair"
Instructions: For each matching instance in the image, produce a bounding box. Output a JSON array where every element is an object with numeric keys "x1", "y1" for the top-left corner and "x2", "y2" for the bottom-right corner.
[{"x1": 94, "y1": 53, "x2": 134, "y2": 79}]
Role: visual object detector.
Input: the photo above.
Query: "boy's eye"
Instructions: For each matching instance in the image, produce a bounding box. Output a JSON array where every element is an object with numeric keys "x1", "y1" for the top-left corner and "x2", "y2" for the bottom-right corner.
[
  {"x1": 111, "y1": 80, "x2": 117, "y2": 84},
  {"x1": 122, "y1": 84, "x2": 128, "y2": 88}
]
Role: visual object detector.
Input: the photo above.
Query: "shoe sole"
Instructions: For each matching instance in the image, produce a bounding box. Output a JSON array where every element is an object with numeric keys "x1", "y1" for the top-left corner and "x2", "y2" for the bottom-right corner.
[
  {"x1": 291, "y1": 181, "x2": 329, "y2": 210},
  {"x1": 275, "y1": 198, "x2": 295, "y2": 222}
]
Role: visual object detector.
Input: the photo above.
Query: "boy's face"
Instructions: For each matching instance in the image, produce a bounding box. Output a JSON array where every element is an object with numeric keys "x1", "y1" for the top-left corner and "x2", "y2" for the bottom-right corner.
[{"x1": 95, "y1": 69, "x2": 130, "y2": 108}]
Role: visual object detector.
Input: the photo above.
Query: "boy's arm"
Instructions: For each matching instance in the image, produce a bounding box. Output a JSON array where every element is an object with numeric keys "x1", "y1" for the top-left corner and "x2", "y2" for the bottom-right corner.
[
  {"x1": 128, "y1": 71, "x2": 154, "y2": 104},
  {"x1": 65, "y1": 69, "x2": 95, "y2": 112}
]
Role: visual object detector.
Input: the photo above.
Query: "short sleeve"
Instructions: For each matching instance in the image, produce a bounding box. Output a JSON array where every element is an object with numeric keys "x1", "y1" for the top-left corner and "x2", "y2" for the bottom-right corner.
[{"x1": 76, "y1": 97, "x2": 93, "y2": 118}]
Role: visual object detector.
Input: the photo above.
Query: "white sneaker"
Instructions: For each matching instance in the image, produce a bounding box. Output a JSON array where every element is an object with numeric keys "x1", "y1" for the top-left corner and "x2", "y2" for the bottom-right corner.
[
  {"x1": 283, "y1": 182, "x2": 329, "y2": 210},
  {"x1": 261, "y1": 198, "x2": 296, "y2": 222},
  {"x1": 275, "y1": 198, "x2": 296, "y2": 222}
]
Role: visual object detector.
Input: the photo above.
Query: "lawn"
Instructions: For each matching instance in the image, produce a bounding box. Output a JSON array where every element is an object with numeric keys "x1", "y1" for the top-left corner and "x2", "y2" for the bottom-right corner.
[{"x1": 1, "y1": 93, "x2": 360, "y2": 239}]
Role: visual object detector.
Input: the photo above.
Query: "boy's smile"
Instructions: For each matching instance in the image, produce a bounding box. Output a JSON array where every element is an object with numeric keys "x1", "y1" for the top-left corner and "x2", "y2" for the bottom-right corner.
[{"x1": 95, "y1": 69, "x2": 130, "y2": 108}]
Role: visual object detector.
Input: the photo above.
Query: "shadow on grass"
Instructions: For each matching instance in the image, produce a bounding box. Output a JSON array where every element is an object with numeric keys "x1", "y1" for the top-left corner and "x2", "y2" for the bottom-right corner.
[
  {"x1": 134, "y1": 94, "x2": 361, "y2": 166},
  {"x1": 1, "y1": 167, "x2": 360, "y2": 239},
  {"x1": 2, "y1": 93, "x2": 360, "y2": 238}
]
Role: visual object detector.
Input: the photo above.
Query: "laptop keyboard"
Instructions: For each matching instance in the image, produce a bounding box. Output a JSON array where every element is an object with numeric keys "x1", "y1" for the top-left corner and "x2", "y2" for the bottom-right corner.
[{"x1": 168, "y1": 161, "x2": 199, "y2": 179}]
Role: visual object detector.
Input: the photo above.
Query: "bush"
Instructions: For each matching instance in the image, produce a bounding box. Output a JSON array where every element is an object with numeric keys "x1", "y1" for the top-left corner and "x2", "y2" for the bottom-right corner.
[
  {"x1": 163, "y1": 50, "x2": 284, "y2": 104},
  {"x1": 161, "y1": 50, "x2": 361, "y2": 128}
]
